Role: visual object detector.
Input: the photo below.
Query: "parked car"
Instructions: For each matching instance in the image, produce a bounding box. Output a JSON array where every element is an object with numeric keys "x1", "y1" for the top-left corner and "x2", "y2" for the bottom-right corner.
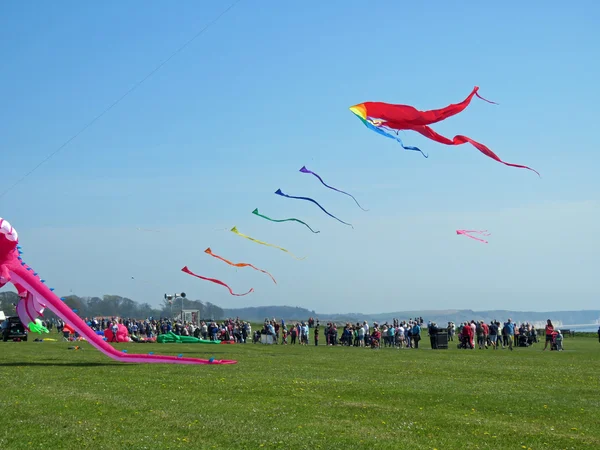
[{"x1": 1, "y1": 316, "x2": 28, "y2": 342}]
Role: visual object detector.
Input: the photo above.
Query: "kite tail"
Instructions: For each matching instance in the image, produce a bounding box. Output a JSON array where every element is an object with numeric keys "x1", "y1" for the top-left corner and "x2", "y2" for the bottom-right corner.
[
  {"x1": 475, "y1": 91, "x2": 498, "y2": 105},
  {"x1": 252, "y1": 208, "x2": 320, "y2": 234},
  {"x1": 359, "y1": 115, "x2": 428, "y2": 157},
  {"x1": 230, "y1": 227, "x2": 307, "y2": 260},
  {"x1": 181, "y1": 266, "x2": 254, "y2": 296},
  {"x1": 460, "y1": 233, "x2": 489, "y2": 244},
  {"x1": 299, "y1": 166, "x2": 369, "y2": 211},
  {"x1": 389, "y1": 129, "x2": 429, "y2": 158},
  {"x1": 418, "y1": 86, "x2": 497, "y2": 124},
  {"x1": 465, "y1": 234, "x2": 488, "y2": 244},
  {"x1": 411, "y1": 125, "x2": 540, "y2": 176},
  {"x1": 275, "y1": 189, "x2": 353, "y2": 228},
  {"x1": 458, "y1": 230, "x2": 491, "y2": 236},
  {"x1": 204, "y1": 247, "x2": 277, "y2": 284}
]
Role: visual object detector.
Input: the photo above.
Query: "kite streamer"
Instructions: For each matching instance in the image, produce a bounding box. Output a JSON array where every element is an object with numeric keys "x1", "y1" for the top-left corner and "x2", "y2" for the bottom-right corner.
[
  {"x1": 299, "y1": 166, "x2": 368, "y2": 211},
  {"x1": 252, "y1": 208, "x2": 320, "y2": 234},
  {"x1": 456, "y1": 229, "x2": 491, "y2": 244},
  {"x1": 230, "y1": 226, "x2": 306, "y2": 260},
  {"x1": 275, "y1": 189, "x2": 353, "y2": 228},
  {"x1": 355, "y1": 114, "x2": 428, "y2": 157},
  {"x1": 350, "y1": 86, "x2": 539, "y2": 176},
  {"x1": 204, "y1": 247, "x2": 277, "y2": 284},
  {"x1": 181, "y1": 266, "x2": 254, "y2": 296}
]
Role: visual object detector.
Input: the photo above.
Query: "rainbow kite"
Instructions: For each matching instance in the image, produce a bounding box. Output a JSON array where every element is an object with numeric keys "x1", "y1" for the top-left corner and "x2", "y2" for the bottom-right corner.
[
  {"x1": 230, "y1": 226, "x2": 306, "y2": 260},
  {"x1": 299, "y1": 166, "x2": 368, "y2": 211},
  {"x1": 252, "y1": 208, "x2": 320, "y2": 234},
  {"x1": 204, "y1": 247, "x2": 277, "y2": 284},
  {"x1": 181, "y1": 266, "x2": 254, "y2": 296},
  {"x1": 275, "y1": 189, "x2": 353, "y2": 228}
]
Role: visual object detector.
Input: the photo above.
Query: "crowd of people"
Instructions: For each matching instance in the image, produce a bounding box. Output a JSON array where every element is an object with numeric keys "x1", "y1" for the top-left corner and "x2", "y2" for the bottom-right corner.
[
  {"x1": 453, "y1": 319, "x2": 565, "y2": 351},
  {"x1": 255, "y1": 317, "x2": 428, "y2": 348},
  {"x1": 255, "y1": 316, "x2": 573, "y2": 352},
  {"x1": 29, "y1": 315, "x2": 586, "y2": 352},
  {"x1": 43, "y1": 316, "x2": 253, "y2": 343}
]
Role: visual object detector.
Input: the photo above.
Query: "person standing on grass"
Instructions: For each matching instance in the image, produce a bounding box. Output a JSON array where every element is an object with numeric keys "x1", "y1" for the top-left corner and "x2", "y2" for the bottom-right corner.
[
  {"x1": 412, "y1": 322, "x2": 421, "y2": 349},
  {"x1": 358, "y1": 323, "x2": 365, "y2": 347},
  {"x1": 397, "y1": 324, "x2": 405, "y2": 348},
  {"x1": 429, "y1": 322, "x2": 438, "y2": 349},
  {"x1": 543, "y1": 319, "x2": 555, "y2": 351},
  {"x1": 301, "y1": 322, "x2": 309, "y2": 345},
  {"x1": 1, "y1": 318, "x2": 9, "y2": 341},
  {"x1": 504, "y1": 319, "x2": 515, "y2": 351},
  {"x1": 476, "y1": 321, "x2": 484, "y2": 349},
  {"x1": 487, "y1": 321, "x2": 497, "y2": 349},
  {"x1": 314, "y1": 326, "x2": 319, "y2": 346},
  {"x1": 482, "y1": 321, "x2": 489, "y2": 348},
  {"x1": 597, "y1": 326, "x2": 600, "y2": 343},
  {"x1": 501, "y1": 321, "x2": 509, "y2": 349},
  {"x1": 290, "y1": 325, "x2": 297, "y2": 345}
]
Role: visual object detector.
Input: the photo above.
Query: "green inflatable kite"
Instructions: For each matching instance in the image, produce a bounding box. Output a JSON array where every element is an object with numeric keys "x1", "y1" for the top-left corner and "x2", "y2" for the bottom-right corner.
[{"x1": 156, "y1": 332, "x2": 221, "y2": 344}]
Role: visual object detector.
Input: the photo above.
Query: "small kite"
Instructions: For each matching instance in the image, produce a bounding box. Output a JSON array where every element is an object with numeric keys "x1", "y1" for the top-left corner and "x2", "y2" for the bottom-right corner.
[
  {"x1": 349, "y1": 86, "x2": 540, "y2": 176},
  {"x1": 230, "y1": 226, "x2": 306, "y2": 260},
  {"x1": 299, "y1": 166, "x2": 368, "y2": 211},
  {"x1": 181, "y1": 266, "x2": 254, "y2": 296},
  {"x1": 456, "y1": 229, "x2": 491, "y2": 244},
  {"x1": 252, "y1": 208, "x2": 320, "y2": 234},
  {"x1": 275, "y1": 189, "x2": 353, "y2": 228},
  {"x1": 204, "y1": 247, "x2": 277, "y2": 284}
]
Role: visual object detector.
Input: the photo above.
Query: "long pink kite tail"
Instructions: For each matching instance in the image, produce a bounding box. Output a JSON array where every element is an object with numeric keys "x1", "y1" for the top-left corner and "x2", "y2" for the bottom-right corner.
[{"x1": 0, "y1": 218, "x2": 236, "y2": 365}]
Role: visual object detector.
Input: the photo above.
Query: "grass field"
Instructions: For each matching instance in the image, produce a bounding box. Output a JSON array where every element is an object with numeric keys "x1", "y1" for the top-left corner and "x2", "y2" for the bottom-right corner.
[{"x1": 1, "y1": 333, "x2": 599, "y2": 449}]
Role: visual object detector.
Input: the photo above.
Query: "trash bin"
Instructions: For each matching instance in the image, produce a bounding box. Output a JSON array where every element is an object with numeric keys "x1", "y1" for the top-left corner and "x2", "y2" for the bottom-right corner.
[{"x1": 435, "y1": 332, "x2": 448, "y2": 349}]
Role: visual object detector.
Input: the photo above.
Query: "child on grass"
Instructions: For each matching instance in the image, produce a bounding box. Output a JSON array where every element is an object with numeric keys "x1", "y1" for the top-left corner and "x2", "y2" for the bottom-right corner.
[{"x1": 555, "y1": 330, "x2": 563, "y2": 351}]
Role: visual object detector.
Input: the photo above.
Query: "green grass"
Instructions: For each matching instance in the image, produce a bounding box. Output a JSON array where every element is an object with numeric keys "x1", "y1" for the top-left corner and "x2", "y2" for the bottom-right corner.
[{"x1": 1, "y1": 334, "x2": 599, "y2": 449}]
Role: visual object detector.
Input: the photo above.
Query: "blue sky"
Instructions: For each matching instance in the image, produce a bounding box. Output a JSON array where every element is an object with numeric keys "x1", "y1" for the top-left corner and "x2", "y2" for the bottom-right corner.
[{"x1": 1, "y1": 0, "x2": 598, "y2": 314}]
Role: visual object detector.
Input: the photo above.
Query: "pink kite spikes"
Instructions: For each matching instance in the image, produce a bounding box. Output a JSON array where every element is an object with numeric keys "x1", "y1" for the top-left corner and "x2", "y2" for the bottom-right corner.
[{"x1": 456, "y1": 229, "x2": 491, "y2": 244}]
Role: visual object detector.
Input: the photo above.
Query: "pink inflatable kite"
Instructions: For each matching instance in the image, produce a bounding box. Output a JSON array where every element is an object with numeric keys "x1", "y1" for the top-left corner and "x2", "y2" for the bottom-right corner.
[
  {"x1": 0, "y1": 217, "x2": 236, "y2": 365},
  {"x1": 104, "y1": 323, "x2": 129, "y2": 343}
]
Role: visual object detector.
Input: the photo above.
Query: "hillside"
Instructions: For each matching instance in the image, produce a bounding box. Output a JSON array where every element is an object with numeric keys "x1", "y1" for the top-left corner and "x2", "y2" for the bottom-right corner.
[
  {"x1": 2, "y1": 291, "x2": 598, "y2": 328},
  {"x1": 223, "y1": 306, "x2": 600, "y2": 328}
]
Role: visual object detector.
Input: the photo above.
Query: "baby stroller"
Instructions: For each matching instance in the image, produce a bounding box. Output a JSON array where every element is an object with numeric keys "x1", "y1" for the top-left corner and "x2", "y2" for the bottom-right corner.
[
  {"x1": 550, "y1": 331, "x2": 560, "y2": 351},
  {"x1": 457, "y1": 334, "x2": 472, "y2": 349},
  {"x1": 370, "y1": 333, "x2": 380, "y2": 349},
  {"x1": 518, "y1": 334, "x2": 530, "y2": 347}
]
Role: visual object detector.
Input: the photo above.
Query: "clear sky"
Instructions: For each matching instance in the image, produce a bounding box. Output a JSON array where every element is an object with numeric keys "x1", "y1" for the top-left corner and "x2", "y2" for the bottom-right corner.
[{"x1": 1, "y1": 0, "x2": 599, "y2": 314}]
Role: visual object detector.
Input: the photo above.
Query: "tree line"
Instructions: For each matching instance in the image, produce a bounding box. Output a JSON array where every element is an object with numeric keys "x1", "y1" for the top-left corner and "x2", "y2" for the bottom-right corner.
[{"x1": 0, "y1": 291, "x2": 225, "y2": 321}]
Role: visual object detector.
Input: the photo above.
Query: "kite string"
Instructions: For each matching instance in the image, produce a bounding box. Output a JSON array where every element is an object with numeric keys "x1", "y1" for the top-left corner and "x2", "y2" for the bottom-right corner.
[{"x1": 0, "y1": 0, "x2": 243, "y2": 201}]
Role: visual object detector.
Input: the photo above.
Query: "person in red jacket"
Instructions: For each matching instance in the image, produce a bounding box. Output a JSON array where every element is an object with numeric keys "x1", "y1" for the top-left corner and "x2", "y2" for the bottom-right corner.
[
  {"x1": 543, "y1": 319, "x2": 555, "y2": 351},
  {"x1": 481, "y1": 321, "x2": 489, "y2": 349},
  {"x1": 461, "y1": 322, "x2": 474, "y2": 349}
]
